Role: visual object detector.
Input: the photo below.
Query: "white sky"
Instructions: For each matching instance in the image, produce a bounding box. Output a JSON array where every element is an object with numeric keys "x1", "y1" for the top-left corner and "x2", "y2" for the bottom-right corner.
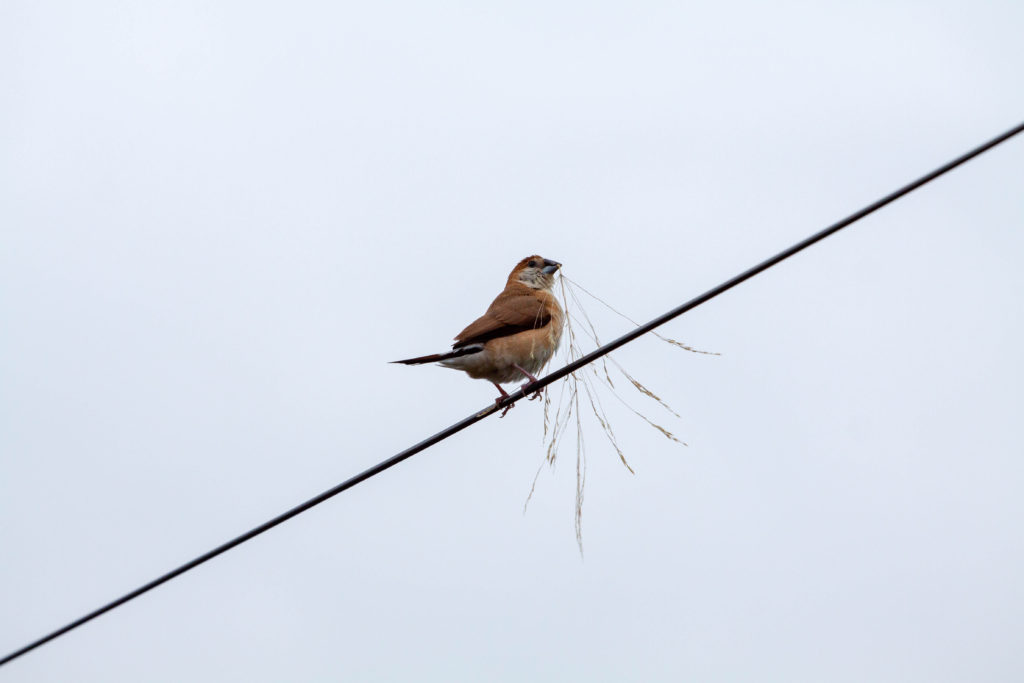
[{"x1": 2, "y1": 1, "x2": 1023, "y2": 681}]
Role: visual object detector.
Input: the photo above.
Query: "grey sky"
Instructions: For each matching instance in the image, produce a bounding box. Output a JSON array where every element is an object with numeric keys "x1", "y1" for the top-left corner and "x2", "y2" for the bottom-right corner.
[{"x1": 2, "y1": 1, "x2": 1023, "y2": 681}]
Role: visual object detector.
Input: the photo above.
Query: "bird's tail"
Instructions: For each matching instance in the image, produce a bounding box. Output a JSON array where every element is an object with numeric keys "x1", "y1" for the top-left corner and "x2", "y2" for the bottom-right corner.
[{"x1": 390, "y1": 346, "x2": 482, "y2": 365}]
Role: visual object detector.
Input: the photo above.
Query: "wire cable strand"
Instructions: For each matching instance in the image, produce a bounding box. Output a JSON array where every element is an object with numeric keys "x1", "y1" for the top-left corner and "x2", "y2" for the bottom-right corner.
[{"x1": 3, "y1": 120, "x2": 1022, "y2": 668}]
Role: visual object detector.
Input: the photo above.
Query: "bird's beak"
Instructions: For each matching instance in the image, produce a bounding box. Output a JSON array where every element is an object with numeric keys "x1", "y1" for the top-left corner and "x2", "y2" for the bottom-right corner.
[{"x1": 542, "y1": 259, "x2": 561, "y2": 274}]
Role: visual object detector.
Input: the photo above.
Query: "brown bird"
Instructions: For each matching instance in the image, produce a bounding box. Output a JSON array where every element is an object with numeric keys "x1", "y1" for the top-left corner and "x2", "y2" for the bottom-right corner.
[{"x1": 392, "y1": 255, "x2": 564, "y2": 414}]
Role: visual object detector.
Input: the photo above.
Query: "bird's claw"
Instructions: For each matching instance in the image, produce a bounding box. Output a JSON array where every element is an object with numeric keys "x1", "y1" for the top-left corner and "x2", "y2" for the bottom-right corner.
[
  {"x1": 495, "y1": 396, "x2": 514, "y2": 418},
  {"x1": 524, "y1": 381, "x2": 544, "y2": 401}
]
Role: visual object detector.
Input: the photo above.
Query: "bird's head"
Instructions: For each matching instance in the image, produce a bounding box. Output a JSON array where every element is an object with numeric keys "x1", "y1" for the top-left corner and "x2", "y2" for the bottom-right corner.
[{"x1": 509, "y1": 255, "x2": 561, "y2": 290}]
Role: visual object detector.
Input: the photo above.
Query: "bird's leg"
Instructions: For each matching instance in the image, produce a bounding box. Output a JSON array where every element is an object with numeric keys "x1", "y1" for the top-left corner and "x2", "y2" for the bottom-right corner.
[
  {"x1": 513, "y1": 364, "x2": 544, "y2": 401},
  {"x1": 492, "y1": 382, "x2": 514, "y2": 418}
]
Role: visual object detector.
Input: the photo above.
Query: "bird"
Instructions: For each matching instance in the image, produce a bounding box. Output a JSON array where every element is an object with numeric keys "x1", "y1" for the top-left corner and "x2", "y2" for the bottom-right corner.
[{"x1": 392, "y1": 255, "x2": 564, "y2": 415}]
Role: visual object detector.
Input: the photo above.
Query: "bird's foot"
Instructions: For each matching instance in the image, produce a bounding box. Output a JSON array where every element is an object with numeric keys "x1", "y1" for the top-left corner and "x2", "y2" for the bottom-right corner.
[
  {"x1": 492, "y1": 382, "x2": 514, "y2": 418},
  {"x1": 512, "y1": 363, "x2": 544, "y2": 401},
  {"x1": 524, "y1": 382, "x2": 544, "y2": 401}
]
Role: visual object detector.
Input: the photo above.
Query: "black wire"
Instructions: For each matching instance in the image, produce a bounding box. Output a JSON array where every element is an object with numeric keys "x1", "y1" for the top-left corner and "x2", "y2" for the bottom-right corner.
[{"x1": 3, "y1": 120, "x2": 1022, "y2": 669}]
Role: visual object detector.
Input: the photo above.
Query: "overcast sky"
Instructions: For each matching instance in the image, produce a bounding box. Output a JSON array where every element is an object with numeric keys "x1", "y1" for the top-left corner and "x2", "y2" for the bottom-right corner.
[{"x1": 3, "y1": 1, "x2": 1023, "y2": 681}]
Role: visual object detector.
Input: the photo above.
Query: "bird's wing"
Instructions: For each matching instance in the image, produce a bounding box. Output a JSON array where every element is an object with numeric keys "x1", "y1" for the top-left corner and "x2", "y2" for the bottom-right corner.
[{"x1": 453, "y1": 290, "x2": 552, "y2": 348}]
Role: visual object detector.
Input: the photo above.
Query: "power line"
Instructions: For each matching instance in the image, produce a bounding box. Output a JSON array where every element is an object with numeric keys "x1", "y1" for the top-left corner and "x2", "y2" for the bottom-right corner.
[{"x1": 3, "y1": 120, "x2": 1022, "y2": 668}]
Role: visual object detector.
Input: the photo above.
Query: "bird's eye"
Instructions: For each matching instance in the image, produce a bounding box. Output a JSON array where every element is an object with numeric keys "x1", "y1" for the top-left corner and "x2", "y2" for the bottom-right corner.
[{"x1": 528, "y1": 260, "x2": 538, "y2": 268}]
